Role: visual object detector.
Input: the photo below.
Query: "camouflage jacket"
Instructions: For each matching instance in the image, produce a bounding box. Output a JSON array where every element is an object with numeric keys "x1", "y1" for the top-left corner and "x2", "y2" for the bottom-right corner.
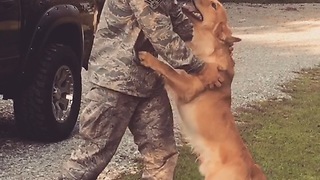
[{"x1": 88, "y1": 0, "x2": 204, "y2": 97}]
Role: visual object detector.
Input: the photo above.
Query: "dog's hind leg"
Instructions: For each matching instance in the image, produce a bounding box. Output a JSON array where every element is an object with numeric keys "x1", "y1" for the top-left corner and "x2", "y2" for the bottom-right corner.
[{"x1": 138, "y1": 51, "x2": 205, "y2": 102}]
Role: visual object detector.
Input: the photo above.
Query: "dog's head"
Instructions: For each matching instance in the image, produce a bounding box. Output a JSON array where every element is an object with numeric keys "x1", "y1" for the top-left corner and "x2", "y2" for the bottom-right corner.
[{"x1": 181, "y1": 0, "x2": 241, "y2": 46}]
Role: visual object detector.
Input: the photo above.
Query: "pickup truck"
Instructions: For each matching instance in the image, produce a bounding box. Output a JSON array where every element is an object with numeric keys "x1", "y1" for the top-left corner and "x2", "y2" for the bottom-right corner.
[{"x1": 0, "y1": 0, "x2": 104, "y2": 142}]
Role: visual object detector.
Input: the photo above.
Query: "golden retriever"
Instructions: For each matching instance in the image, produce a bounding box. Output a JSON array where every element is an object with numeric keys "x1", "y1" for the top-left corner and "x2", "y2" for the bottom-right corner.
[{"x1": 138, "y1": 0, "x2": 267, "y2": 179}]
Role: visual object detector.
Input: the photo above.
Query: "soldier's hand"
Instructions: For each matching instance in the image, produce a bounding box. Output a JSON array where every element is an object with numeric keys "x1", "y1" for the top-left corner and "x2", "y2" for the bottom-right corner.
[{"x1": 197, "y1": 62, "x2": 226, "y2": 89}]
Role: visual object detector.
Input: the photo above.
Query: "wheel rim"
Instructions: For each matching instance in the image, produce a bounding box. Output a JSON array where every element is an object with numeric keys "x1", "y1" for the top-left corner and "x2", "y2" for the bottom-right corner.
[{"x1": 52, "y1": 65, "x2": 74, "y2": 123}]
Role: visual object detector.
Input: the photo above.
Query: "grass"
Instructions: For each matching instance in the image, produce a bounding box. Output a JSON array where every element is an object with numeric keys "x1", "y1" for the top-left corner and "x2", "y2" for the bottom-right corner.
[
  {"x1": 237, "y1": 68, "x2": 320, "y2": 179},
  {"x1": 120, "y1": 67, "x2": 320, "y2": 180}
]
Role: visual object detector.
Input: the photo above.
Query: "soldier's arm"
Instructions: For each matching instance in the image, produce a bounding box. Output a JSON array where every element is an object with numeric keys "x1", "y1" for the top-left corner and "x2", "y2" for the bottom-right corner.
[
  {"x1": 129, "y1": 0, "x2": 204, "y2": 74},
  {"x1": 169, "y1": 1, "x2": 193, "y2": 42}
]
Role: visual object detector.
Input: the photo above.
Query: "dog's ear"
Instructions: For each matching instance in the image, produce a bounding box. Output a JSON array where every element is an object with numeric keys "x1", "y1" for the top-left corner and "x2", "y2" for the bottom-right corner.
[
  {"x1": 214, "y1": 22, "x2": 231, "y2": 42},
  {"x1": 214, "y1": 22, "x2": 241, "y2": 45},
  {"x1": 225, "y1": 36, "x2": 241, "y2": 44}
]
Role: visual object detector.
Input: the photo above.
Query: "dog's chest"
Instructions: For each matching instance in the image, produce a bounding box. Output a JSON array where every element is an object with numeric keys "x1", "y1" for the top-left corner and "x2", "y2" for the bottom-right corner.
[{"x1": 177, "y1": 103, "x2": 198, "y2": 133}]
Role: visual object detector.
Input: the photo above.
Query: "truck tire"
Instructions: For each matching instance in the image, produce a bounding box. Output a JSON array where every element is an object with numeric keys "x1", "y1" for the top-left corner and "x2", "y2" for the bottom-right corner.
[{"x1": 13, "y1": 43, "x2": 81, "y2": 142}]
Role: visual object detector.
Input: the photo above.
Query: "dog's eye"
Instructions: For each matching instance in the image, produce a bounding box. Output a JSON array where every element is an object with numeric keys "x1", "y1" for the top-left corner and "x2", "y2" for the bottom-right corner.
[{"x1": 211, "y1": 3, "x2": 217, "y2": 10}]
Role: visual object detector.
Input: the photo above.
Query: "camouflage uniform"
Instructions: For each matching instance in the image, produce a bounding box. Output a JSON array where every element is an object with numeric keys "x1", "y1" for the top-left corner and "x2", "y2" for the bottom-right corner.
[{"x1": 60, "y1": 0, "x2": 205, "y2": 179}]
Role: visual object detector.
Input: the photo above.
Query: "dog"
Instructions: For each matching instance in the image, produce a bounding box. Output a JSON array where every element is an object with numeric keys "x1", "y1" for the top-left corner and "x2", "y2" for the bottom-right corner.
[{"x1": 138, "y1": 0, "x2": 267, "y2": 179}]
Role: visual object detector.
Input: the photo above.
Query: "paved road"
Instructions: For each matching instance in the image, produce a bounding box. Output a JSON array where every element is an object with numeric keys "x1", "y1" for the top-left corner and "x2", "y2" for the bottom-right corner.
[{"x1": 1, "y1": 3, "x2": 320, "y2": 180}]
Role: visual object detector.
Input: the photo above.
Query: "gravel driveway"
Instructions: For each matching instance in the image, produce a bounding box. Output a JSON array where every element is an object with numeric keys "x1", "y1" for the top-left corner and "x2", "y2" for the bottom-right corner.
[{"x1": 1, "y1": 3, "x2": 320, "y2": 180}]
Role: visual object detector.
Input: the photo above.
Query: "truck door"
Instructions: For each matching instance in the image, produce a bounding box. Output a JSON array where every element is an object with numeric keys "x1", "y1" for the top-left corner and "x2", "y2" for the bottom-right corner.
[{"x1": 0, "y1": 0, "x2": 20, "y2": 61}]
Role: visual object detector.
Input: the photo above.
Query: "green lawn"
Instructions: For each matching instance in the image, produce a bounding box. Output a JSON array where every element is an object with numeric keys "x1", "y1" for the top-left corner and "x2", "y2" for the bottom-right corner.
[{"x1": 120, "y1": 67, "x2": 320, "y2": 180}]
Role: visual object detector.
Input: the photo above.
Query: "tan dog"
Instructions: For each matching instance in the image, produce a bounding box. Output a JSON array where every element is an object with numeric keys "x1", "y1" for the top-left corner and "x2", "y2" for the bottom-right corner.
[{"x1": 138, "y1": 0, "x2": 267, "y2": 179}]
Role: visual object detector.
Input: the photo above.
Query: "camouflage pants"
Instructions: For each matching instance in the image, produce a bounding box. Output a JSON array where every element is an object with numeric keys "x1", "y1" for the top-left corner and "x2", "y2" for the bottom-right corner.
[{"x1": 60, "y1": 86, "x2": 178, "y2": 180}]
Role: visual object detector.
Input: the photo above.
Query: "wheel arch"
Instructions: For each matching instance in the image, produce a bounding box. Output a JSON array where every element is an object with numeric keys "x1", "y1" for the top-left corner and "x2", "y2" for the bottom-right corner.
[
  {"x1": 47, "y1": 23, "x2": 83, "y2": 63},
  {"x1": 22, "y1": 5, "x2": 84, "y2": 77}
]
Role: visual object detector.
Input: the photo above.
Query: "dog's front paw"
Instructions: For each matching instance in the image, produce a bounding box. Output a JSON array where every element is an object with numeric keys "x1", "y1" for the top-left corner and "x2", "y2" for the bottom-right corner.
[{"x1": 138, "y1": 51, "x2": 154, "y2": 68}]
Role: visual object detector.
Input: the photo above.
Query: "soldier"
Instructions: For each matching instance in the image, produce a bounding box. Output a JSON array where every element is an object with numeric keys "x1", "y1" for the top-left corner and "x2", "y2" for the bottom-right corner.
[{"x1": 59, "y1": 0, "x2": 225, "y2": 179}]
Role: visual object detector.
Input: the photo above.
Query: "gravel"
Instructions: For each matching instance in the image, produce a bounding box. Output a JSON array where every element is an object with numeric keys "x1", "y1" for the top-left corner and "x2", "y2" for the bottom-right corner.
[{"x1": 1, "y1": 3, "x2": 320, "y2": 180}]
